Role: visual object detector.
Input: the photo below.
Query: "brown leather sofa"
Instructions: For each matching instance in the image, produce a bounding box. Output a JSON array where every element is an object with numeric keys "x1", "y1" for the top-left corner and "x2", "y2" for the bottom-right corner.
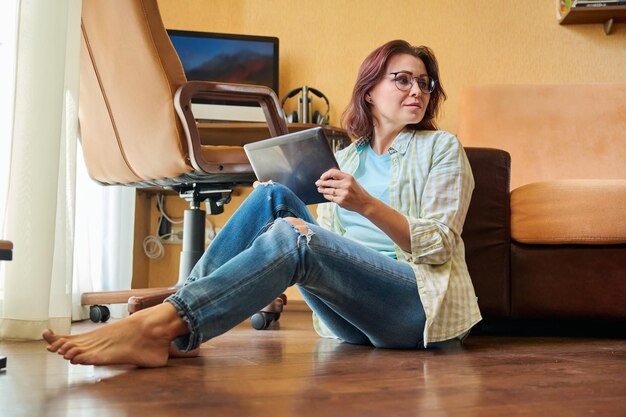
[{"x1": 458, "y1": 84, "x2": 626, "y2": 322}]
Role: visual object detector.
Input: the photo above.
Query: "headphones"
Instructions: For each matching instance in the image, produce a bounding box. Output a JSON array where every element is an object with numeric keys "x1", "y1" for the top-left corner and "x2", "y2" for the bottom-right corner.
[{"x1": 281, "y1": 86, "x2": 330, "y2": 125}]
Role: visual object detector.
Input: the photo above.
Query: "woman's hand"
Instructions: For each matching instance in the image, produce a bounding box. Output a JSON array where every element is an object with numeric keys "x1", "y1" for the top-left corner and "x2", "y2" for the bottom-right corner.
[
  {"x1": 317, "y1": 168, "x2": 412, "y2": 252},
  {"x1": 316, "y1": 168, "x2": 374, "y2": 215}
]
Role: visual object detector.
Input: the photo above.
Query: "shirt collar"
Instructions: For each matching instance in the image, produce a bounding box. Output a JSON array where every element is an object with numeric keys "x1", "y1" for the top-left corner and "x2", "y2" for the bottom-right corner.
[
  {"x1": 354, "y1": 129, "x2": 415, "y2": 155},
  {"x1": 354, "y1": 133, "x2": 372, "y2": 151},
  {"x1": 389, "y1": 129, "x2": 415, "y2": 155}
]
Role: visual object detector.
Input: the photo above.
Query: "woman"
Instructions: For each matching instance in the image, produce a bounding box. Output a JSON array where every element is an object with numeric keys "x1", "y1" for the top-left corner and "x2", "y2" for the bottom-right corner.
[{"x1": 43, "y1": 40, "x2": 481, "y2": 367}]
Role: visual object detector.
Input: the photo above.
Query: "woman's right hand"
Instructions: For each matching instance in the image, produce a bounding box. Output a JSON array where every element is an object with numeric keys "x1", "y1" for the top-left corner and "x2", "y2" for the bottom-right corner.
[{"x1": 316, "y1": 168, "x2": 374, "y2": 214}]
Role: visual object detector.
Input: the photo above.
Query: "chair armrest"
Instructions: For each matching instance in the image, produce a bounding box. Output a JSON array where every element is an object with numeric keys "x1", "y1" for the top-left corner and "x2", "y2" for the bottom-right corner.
[
  {"x1": 462, "y1": 147, "x2": 511, "y2": 318},
  {"x1": 174, "y1": 81, "x2": 289, "y2": 174}
]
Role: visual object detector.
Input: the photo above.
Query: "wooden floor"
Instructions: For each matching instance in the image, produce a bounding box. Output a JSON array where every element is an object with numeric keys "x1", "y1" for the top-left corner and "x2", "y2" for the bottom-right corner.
[{"x1": 1, "y1": 312, "x2": 625, "y2": 417}]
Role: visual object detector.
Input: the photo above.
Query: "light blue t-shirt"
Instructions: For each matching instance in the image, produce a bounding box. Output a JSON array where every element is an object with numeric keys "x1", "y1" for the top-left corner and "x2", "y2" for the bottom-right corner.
[{"x1": 337, "y1": 144, "x2": 396, "y2": 258}]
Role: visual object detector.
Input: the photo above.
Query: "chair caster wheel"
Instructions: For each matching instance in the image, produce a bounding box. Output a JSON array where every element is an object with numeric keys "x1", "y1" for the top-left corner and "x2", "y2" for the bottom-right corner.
[
  {"x1": 250, "y1": 295, "x2": 286, "y2": 330},
  {"x1": 89, "y1": 305, "x2": 110, "y2": 323},
  {"x1": 251, "y1": 312, "x2": 275, "y2": 330}
]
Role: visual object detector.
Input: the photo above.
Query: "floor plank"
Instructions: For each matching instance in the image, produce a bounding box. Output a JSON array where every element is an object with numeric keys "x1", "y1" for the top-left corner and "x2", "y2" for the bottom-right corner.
[{"x1": 1, "y1": 312, "x2": 625, "y2": 417}]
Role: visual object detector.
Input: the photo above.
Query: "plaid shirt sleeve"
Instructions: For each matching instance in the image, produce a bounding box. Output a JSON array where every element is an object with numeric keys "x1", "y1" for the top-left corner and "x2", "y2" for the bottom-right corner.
[{"x1": 405, "y1": 134, "x2": 475, "y2": 265}]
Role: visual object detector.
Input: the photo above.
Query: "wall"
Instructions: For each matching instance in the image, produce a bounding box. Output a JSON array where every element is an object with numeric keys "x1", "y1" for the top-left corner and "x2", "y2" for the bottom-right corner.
[{"x1": 158, "y1": 0, "x2": 626, "y2": 133}]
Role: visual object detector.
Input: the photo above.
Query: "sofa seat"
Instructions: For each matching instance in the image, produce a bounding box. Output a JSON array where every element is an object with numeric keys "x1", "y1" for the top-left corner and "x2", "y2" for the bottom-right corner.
[
  {"x1": 509, "y1": 179, "x2": 626, "y2": 319},
  {"x1": 511, "y1": 180, "x2": 626, "y2": 245}
]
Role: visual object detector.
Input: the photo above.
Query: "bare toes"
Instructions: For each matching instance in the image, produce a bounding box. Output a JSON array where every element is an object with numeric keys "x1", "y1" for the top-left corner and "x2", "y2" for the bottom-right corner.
[
  {"x1": 63, "y1": 346, "x2": 81, "y2": 361},
  {"x1": 48, "y1": 338, "x2": 68, "y2": 353},
  {"x1": 42, "y1": 329, "x2": 58, "y2": 344},
  {"x1": 70, "y1": 353, "x2": 86, "y2": 365},
  {"x1": 57, "y1": 342, "x2": 74, "y2": 356}
]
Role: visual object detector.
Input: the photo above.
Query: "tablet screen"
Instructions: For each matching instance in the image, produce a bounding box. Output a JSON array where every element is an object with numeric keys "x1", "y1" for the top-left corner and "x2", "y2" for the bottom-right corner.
[{"x1": 244, "y1": 127, "x2": 339, "y2": 204}]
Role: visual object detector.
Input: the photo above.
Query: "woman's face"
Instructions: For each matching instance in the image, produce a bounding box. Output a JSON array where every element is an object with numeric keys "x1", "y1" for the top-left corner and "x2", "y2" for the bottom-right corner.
[{"x1": 367, "y1": 53, "x2": 431, "y2": 132}]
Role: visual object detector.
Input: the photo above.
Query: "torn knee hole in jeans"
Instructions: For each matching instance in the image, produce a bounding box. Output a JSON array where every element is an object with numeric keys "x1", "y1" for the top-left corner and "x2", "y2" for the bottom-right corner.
[{"x1": 277, "y1": 218, "x2": 315, "y2": 248}]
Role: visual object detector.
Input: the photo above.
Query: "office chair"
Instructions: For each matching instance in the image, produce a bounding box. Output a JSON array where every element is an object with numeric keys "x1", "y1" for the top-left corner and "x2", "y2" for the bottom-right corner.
[{"x1": 78, "y1": 0, "x2": 289, "y2": 327}]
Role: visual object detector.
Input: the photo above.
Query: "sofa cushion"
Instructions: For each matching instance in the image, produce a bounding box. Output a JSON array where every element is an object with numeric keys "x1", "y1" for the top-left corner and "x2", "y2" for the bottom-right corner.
[{"x1": 510, "y1": 180, "x2": 626, "y2": 244}]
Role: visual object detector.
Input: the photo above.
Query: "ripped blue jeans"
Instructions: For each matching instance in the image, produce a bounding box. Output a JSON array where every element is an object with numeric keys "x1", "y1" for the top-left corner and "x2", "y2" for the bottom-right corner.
[{"x1": 166, "y1": 183, "x2": 426, "y2": 351}]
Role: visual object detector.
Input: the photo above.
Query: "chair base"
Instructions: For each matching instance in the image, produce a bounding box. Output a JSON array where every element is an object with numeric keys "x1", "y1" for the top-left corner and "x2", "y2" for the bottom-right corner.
[
  {"x1": 82, "y1": 288, "x2": 288, "y2": 330},
  {"x1": 81, "y1": 287, "x2": 178, "y2": 323},
  {"x1": 250, "y1": 294, "x2": 287, "y2": 330}
]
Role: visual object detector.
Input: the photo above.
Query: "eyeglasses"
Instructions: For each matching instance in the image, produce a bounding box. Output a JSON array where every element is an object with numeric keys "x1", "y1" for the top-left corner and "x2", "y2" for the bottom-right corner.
[{"x1": 389, "y1": 72, "x2": 437, "y2": 94}]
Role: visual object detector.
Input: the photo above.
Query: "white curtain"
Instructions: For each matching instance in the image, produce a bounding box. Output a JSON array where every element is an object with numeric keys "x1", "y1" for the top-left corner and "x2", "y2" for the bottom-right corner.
[
  {"x1": 72, "y1": 144, "x2": 135, "y2": 321},
  {"x1": 0, "y1": 1, "x2": 137, "y2": 339},
  {"x1": 0, "y1": 0, "x2": 82, "y2": 340},
  {"x1": 0, "y1": 2, "x2": 18, "y2": 232}
]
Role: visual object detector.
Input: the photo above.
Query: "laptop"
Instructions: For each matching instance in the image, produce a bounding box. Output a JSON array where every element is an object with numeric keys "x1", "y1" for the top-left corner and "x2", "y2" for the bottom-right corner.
[{"x1": 243, "y1": 127, "x2": 339, "y2": 205}]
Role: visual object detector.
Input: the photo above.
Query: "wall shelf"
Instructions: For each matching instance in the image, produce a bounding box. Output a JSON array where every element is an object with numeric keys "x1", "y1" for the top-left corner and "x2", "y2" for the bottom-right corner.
[{"x1": 559, "y1": 5, "x2": 626, "y2": 34}]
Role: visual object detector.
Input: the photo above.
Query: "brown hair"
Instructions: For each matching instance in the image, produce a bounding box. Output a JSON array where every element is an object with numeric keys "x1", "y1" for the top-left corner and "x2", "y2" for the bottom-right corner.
[{"x1": 341, "y1": 40, "x2": 446, "y2": 139}]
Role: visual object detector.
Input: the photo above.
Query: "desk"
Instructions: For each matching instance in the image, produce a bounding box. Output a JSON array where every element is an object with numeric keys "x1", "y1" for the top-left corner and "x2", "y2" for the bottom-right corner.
[{"x1": 197, "y1": 122, "x2": 351, "y2": 153}]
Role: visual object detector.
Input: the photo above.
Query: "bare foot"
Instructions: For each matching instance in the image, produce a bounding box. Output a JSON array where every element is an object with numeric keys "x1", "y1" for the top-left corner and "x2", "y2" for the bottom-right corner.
[{"x1": 43, "y1": 302, "x2": 189, "y2": 367}]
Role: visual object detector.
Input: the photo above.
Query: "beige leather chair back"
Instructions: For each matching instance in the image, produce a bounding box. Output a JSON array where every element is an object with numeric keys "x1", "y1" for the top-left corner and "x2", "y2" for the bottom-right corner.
[
  {"x1": 79, "y1": 0, "x2": 191, "y2": 185},
  {"x1": 458, "y1": 84, "x2": 626, "y2": 190}
]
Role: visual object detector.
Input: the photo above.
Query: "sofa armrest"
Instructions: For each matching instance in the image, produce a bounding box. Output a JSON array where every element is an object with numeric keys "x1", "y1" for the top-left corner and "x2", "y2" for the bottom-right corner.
[{"x1": 462, "y1": 147, "x2": 511, "y2": 318}]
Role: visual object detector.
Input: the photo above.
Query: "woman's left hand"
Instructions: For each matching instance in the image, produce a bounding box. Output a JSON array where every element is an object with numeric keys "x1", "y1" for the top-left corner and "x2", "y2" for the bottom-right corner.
[{"x1": 316, "y1": 168, "x2": 373, "y2": 214}]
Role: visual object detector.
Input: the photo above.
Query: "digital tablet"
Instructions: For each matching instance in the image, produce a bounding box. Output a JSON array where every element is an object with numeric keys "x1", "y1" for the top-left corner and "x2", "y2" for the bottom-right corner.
[{"x1": 243, "y1": 127, "x2": 339, "y2": 205}]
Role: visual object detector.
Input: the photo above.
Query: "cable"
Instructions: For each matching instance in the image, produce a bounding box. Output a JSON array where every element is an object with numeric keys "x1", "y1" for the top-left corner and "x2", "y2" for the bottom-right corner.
[
  {"x1": 143, "y1": 194, "x2": 182, "y2": 259},
  {"x1": 143, "y1": 234, "x2": 166, "y2": 259},
  {"x1": 205, "y1": 216, "x2": 216, "y2": 242},
  {"x1": 156, "y1": 194, "x2": 183, "y2": 224},
  {"x1": 143, "y1": 194, "x2": 222, "y2": 258}
]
